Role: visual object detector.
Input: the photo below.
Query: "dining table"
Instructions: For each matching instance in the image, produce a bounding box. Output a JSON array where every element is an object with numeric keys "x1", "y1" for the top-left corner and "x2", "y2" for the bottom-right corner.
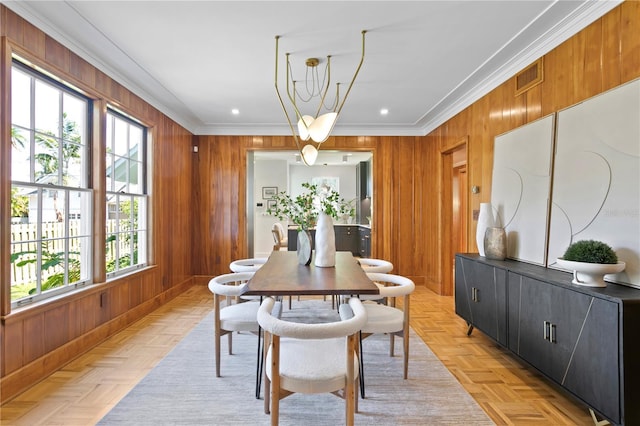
[
  {"x1": 243, "y1": 250, "x2": 380, "y2": 398},
  {"x1": 244, "y1": 250, "x2": 380, "y2": 297}
]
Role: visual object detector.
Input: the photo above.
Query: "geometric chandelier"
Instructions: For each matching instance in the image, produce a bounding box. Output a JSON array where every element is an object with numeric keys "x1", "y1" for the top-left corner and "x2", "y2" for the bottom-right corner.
[{"x1": 274, "y1": 30, "x2": 367, "y2": 166}]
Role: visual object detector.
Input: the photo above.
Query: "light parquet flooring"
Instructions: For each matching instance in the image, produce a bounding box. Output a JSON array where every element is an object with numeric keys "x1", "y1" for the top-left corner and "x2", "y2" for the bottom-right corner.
[{"x1": 0, "y1": 284, "x2": 594, "y2": 425}]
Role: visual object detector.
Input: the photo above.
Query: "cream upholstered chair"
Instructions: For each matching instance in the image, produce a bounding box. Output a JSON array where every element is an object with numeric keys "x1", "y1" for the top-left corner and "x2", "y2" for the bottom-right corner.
[
  {"x1": 341, "y1": 272, "x2": 414, "y2": 398},
  {"x1": 271, "y1": 223, "x2": 288, "y2": 251},
  {"x1": 208, "y1": 272, "x2": 261, "y2": 377},
  {"x1": 356, "y1": 258, "x2": 393, "y2": 303},
  {"x1": 358, "y1": 258, "x2": 393, "y2": 273},
  {"x1": 230, "y1": 257, "x2": 268, "y2": 272},
  {"x1": 230, "y1": 258, "x2": 267, "y2": 302},
  {"x1": 258, "y1": 296, "x2": 367, "y2": 426}
]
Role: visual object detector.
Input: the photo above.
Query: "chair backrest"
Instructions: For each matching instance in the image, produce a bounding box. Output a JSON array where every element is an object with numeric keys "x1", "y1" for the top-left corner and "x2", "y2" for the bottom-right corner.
[
  {"x1": 258, "y1": 297, "x2": 367, "y2": 339},
  {"x1": 208, "y1": 271, "x2": 255, "y2": 297},
  {"x1": 359, "y1": 258, "x2": 394, "y2": 273},
  {"x1": 273, "y1": 222, "x2": 286, "y2": 241},
  {"x1": 272, "y1": 229, "x2": 281, "y2": 246},
  {"x1": 229, "y1": 257, "x2": 268, "y2": 272},
  {"x1": 365, "y1": 272, "x2": 415, "y2": 298}
]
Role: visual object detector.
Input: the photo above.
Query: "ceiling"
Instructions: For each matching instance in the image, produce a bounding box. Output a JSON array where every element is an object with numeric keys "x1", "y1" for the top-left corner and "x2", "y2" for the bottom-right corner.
[{"x1": 3, "y1": 1, "x2": 621, "y2": 137}]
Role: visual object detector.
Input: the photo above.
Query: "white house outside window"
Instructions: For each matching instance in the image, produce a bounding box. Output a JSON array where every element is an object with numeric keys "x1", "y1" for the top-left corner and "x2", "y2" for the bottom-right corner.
[
  {"x1": 10, "y1": 61, "x2": 92, "y2": 306},
  {"x1": 105, "y1": 110, "x2": 148, "y2": 277}
]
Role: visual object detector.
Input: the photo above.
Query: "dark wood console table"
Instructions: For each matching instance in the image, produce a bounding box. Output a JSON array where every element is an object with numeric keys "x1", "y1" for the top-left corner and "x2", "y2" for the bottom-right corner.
[{"x1": 455, "y1": 253, "x2": 640, "y2": 425}]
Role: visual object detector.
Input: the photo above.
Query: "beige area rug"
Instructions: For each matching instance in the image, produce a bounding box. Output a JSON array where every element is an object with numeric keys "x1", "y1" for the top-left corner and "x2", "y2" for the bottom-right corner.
[{"x1": 98, "y1": 300, "x2": 494, "y2": 425}]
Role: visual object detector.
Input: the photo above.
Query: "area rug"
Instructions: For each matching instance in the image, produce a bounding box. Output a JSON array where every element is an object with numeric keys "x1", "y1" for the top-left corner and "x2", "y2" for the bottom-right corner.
[{"x1": 98, "y1": 300, "x2": 494, "y2": 425}]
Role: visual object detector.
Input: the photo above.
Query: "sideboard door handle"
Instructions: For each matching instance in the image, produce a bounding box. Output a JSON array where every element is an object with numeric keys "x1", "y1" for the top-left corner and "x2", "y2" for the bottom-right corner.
[{"x1": 543, "y1": 321, "x2": 550, "y2": 341}]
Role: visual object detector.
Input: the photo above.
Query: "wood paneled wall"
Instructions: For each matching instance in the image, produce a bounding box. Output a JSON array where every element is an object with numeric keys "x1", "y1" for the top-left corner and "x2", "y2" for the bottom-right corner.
[
  {"x1": 192, "y1": 133, "x2": 437, "y2": 291},
  {"x1": 192, "y1": 2, "x2": 639, "y2": 297},
  {"x1": 0, "y1": 0, "x2": 637, "y2": 405},
  {"x1": 0, "y1": 6, "x2": 194, "y2": 402}
]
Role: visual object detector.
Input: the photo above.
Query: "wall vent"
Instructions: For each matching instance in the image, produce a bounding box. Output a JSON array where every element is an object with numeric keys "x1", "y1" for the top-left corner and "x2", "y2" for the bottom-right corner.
[{"x1": 515, "y1": 58, "x2": 544, "y2": 96}]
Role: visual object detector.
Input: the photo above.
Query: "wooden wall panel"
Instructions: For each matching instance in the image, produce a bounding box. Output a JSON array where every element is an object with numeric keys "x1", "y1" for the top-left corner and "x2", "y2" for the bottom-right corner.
[
  {"x1": 430, "y1": 2, "x2": 639, "y2": 295},
  {"x1": 0, "y1": 5, "x2": 195, "y2": 401},
  {"x1": 621, "y1": 1, "x2": 640, "y2": 82},
  {"x1": 1, "y1": 0, "x2": 638, "y2": 404}
]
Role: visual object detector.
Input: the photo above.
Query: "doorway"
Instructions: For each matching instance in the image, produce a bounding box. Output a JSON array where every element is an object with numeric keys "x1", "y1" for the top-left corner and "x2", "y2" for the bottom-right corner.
[
  {"x1": 441, "y1": 142, "x2": 468, "y2": 296},
  {"x1": 247, "y1": 150, "x2": 372, "y2": 258}
]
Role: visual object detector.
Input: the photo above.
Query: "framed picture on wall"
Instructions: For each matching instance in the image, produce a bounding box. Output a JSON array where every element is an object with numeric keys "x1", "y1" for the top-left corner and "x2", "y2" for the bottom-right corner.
[
  {"x1": 267, "y1": 199, "x2": 277, "y2": 210},
  {"x1": 262, "y1": 187, "x2": 277, "y2": 199}
]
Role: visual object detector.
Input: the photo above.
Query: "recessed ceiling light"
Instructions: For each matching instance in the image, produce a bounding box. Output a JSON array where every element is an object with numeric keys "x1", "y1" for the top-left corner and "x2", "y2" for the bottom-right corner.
[
  {"x1": 231, "y1": 109, "x2": 239, "y2": 115},
  {"x1": 380, "y1": 108, "x2": 389, "y2": 115}
]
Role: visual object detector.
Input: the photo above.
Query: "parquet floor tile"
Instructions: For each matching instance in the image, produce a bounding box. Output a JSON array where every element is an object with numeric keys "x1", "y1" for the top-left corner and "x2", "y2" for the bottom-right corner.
[{"x1": 0, "y1": 284, "x2": 594, "y2": 425}]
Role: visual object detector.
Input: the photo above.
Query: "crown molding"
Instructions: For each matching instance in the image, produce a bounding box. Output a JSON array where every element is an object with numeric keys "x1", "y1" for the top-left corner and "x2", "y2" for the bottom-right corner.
[
  {"x1": 417, "y1": 0, "x2": 623, "y2": 136},
  {"x1": 1, "y1": 0, "x2": 202, "y2": 133}
]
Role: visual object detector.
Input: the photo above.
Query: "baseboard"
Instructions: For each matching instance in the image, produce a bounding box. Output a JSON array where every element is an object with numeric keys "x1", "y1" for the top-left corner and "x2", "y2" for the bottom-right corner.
[{"x1": 0, "y1": 278, "x2": 193, "y2": 403}]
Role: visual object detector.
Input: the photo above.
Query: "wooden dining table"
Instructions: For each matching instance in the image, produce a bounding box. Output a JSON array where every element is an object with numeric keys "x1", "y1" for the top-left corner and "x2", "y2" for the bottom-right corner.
[
  {"x1": 244, "y1": 250, "x2": 379, "y2": 399},
  {"x1": 244, "y1": 250, "x2": 380, "y2": 297}
]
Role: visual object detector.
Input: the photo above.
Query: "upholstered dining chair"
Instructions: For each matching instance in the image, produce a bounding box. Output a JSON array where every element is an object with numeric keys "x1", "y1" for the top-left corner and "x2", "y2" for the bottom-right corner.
[
  {"x1": 208, "y1": 271, "x2": 261, "y2": 377},
  {"x1": 340, "y1": 272, "x2": 415, "y2": 398},
  {"x1": 358, "y1": 258, "x2": 393, "y2": 273},
  {"x1": 271, "y1": 223, "x2": 288, "y2": 251},
  {"x1": 230, "y1": 257, "x2": 268, "y2": 272},
  {"x1": 356, "y1": 258, "x2": 394, "y2": 303},
  {"x1": 258, "y1": 296, "x2": 367, "y2": 426}
]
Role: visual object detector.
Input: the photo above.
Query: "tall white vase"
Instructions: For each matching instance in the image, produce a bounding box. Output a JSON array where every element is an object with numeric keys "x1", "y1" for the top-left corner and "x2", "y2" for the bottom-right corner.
[
  {"x1": 315, "y1": 212, "x2": 336, "y2": 267},
  {"x1": 476, "y1": 203, "x2": 494, "y2": 257}
]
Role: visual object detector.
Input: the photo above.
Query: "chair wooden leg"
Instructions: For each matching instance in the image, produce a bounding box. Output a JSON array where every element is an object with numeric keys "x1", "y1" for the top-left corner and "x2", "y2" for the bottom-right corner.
[
  {"x1": 271, "y1": 335, "x2": 280, "y2": 426},
  {"x1": 358, "y1": 331, "x2": 365, "y2": 398},
  {"x1": 346, "y1": 334, "x2": 356, "y2": 426},
  {"x1": 228, "y1": 332, "x2": 233, "y2": 355},
  {"x1": 389, "y1": 333, "x2": 395, "y2": 357},
  {"x1": 403, "y1": 327, "x2": 410, "y2": 379},
  {"x1": 215, "y1": 331, "x2": 221, "y2": 378}
]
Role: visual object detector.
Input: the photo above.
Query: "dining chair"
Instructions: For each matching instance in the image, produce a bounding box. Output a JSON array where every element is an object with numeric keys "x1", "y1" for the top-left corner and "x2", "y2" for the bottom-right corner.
[
  {"x1": 358, "y1": 258, "x2": 393, "y2": 273},
  {"x1": 340, "y1": 272, "x2": 415, "y2": 398},
  {"x1": 230, "y1": 257, "x2": 268, "y2": 272},
  {"x1": 356, "y1": 258, "x2": 393, "y2": 303},
  {"x1": 258, "y1": 296, "x2": 367, "y2": 426},
  {"x1": 271, "y1": 223, "x2": 288, "y2": 251},
  {"x1": 208, "y1": 271, "x2": 261, "y2": 377}
]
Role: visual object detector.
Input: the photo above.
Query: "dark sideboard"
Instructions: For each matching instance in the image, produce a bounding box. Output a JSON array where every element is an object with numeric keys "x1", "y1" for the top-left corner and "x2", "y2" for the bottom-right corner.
[{"x1": 455, "y1": 253, "x2": 640, "y2": 425}]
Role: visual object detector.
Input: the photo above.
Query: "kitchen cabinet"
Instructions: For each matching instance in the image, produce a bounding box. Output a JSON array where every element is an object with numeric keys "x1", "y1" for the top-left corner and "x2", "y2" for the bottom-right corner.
[
  {"x1": 334, "y1": 226, "x2": 358, "y2": 255},
  {"x1": 356, "y1": 161, "x2": 371, "y2": 223},
  {"x1": 358, "y1": 227, "x2": 370, "y2": 257},
  {"x1": 287, "y1": 225, "x2": 364, "y2": 256}
]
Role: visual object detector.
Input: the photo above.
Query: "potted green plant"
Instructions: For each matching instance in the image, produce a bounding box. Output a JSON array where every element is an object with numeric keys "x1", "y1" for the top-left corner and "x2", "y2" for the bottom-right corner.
[{"x1": 556, "y1": 240, "x2": 625, "y2": 287}]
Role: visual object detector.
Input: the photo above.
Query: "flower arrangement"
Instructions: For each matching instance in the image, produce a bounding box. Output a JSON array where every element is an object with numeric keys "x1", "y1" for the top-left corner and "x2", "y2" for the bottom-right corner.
[{"x1": 267, "y1": 182, "x2": 344, "y2": 230}]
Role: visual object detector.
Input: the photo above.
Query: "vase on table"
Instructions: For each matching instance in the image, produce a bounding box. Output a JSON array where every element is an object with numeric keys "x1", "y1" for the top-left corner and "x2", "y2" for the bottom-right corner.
[
  {"x1": 484, "y1": 227, "x2": 507, "y2": 260},
  {"x1": 297, "y1": 229, "x2": 312, "y2": 266},
  {"x1": 314, "y1": 212, "x2": 336, "y2": 267},
  {"x1": 476, "y1": 203, "x2": 494, "y2": 257}
]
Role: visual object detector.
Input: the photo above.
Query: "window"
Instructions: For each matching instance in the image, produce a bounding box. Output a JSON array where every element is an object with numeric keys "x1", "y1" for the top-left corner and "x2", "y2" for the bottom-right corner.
[
  {"x1": 105, "y1": 110, "x2": 148, "y2": 277},
  {"x1": 10, "y1": 61, "x2": 92, "y2": 306}
]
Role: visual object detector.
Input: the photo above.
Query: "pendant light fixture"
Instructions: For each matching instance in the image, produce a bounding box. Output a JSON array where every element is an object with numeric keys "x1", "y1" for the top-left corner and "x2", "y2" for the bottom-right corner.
[{"x1": 274, "y1": 30, "x2": 366, "y2": 166}]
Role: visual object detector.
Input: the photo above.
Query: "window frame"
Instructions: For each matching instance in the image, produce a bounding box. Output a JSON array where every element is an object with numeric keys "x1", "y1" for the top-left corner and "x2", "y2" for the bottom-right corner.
[
  {"x1": 9, "y1": 59, "x2": 94, "y2": 308},
  {"x1": 104, "y1": 107, "x2": 149, "y2": 279}
]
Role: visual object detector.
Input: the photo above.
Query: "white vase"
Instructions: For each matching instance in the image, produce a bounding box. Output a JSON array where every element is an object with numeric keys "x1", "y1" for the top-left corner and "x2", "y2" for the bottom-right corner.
[
  {"x1": 476, "y1": 203, "x2": 494, "y2": 257},
  {"x1": 314, "y1": 212, "x2": 336, "y2": 267}
]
